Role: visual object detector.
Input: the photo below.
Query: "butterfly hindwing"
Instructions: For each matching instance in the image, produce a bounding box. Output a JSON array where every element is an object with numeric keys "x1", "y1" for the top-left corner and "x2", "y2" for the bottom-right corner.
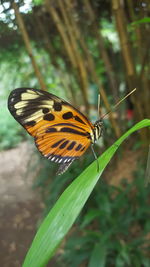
[
  {"x1": 8, "y1": 88, "x2": 94, "y2": 173},
  {"x1": 35, "y1": 126, "x2": 91, "y2": 161}
]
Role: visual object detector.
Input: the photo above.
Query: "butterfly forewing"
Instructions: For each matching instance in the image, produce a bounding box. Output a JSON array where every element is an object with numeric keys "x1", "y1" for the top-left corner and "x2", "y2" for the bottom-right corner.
[{"x1": 8, "y1": 88, "x2": 94, "y2": 173}]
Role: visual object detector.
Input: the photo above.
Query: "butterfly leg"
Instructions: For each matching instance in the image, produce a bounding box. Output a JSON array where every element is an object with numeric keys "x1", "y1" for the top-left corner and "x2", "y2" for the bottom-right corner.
[{"x1": 91, "y1": 145, "x2": 99, "y2": 173}]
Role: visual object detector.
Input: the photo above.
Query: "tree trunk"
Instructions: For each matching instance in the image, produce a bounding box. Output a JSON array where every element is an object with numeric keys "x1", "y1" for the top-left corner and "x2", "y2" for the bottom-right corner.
[
  {"x1": 83, "y1": 0, "x2": 119, "y2": 101},
  {"x1": 46, "y1": 0, "x2": 89, "y2": 112},
  {"x1": 12, "y1": 2, "x2": 47, "y2": 90},
  {"x1": 112, "y1": 0, "x2": 149, "y2": 142},
  {"x1": 57, "y1": 0, "x2": 89, "y2": 111},
  {"x1": 62, "y1": 0, "x2": 121, "y2": 137}
]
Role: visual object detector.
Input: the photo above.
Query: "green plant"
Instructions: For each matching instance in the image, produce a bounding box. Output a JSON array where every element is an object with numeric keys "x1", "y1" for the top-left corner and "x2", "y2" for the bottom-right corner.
[
  {"x1": 0, "y1": 47, "x2": 71, "y2": 151},
  {"x1": 61, "y1": 174, "x2": 150, "y2": 267},
  {"x1": 23, "y1": 119, "x2": 150, "y2": 267},
  {"x1": 33, "y1": 152, "x2": 95, "y2": 215},
  {"x1": 0, "y1": 104, "x2": 26, "y2": 150}
]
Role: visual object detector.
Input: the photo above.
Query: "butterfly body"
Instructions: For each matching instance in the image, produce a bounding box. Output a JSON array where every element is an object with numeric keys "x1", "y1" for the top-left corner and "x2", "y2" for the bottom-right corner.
[{"x1": 8, "y1": 88, "x2": 103, "y2": 175}]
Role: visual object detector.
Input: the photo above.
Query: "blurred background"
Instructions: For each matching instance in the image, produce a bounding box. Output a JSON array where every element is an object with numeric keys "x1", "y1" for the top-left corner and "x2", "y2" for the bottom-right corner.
[{"x1": 0, "y1": 0, "x2": 150, "y2": 266}]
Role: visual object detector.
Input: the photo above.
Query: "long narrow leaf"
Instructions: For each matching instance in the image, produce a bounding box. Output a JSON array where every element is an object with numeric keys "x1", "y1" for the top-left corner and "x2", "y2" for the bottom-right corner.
[
  {"x1": 89, "y1": 243, "x2": 107, "y2": 267},
  {"x1": 23, "y1": 119, "x2": 150, "y2": 267}
]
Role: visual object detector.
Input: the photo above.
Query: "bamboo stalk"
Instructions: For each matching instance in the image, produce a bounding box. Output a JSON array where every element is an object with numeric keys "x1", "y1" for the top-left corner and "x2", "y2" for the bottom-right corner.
[
  {"x1": 126, "y1": 0, "x2": 143, "y2": 64},
  {"x1": 112, "y1": 0, "x2": 136, "y2": 76},
  {"x1": 127, "y1": 0, "x2": 149, "y2": 120},
  {"x1": 45, "y1": 2, "x2": 77, "y2": 68},
  {"x1": 34, "y1": 13, "x2": 59, "y2": 68},
  {"x1": 112, "y1": 0, "x2": 149, "y2": 142},
  {"x1": 83, "y1": 0, "x2": 119, "y2": 101},
  {"x1": 57, "y1": 0, "x2": 89, "y2": 111},
  {"x1": 64, "y1": 0, "x2": 96, "y2": 80},
  {"x1": 112, "y1": 0, "x2": 144, "y2": 117},
  {"x1": 46, "y1": 0, "x2": 89, "y2": 112},
  {"x1": 12, "y1": 2, "x2": 47, "y2": 90},
  {"x1": 64, "y1": 0, "x2": 121, "y2": 137},
  {"x1": 35, "y1": 12, "x2": 77, "y2": 103}
]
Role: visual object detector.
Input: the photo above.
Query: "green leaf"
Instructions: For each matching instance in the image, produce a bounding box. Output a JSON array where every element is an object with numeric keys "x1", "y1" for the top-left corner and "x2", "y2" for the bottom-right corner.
[
  {"x1": 88, "y1": 243, "x2": 107, "y2": 267},
  {"x1": 131, "y1": 17, "x2": 150, "y2": 25},
  {"x1": 23, "y1": 119, "x2": 150, "y2": 267},
  {"x1": 81, "y1": 209, "x2": 100, "y2": 228}
]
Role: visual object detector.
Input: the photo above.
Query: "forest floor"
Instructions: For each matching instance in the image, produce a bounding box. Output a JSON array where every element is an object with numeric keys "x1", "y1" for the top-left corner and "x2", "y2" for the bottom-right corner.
[
  {"x1": 0, "y1": 142, "x2": 140, "y2": 267},
  {"x1": 0, "y1": 142, "x2": 57, "y2": 267}
]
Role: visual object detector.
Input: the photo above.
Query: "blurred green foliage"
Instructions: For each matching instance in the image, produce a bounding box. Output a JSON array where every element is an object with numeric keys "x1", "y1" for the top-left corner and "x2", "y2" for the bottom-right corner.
[
  {"x1": 0, "y1": 48, "x2": 71, "y2": 151},
  {"x1": 0, "y1": 103, "x2": 25, "y2": 150},
  {"x1": 1, "y1": 1, "x2": 149, "y2": 266},
  {"x1": 32, "y1": 148, "x2": 150, "y2": 267},
  {"x1": 131, "y1": 17, "x2": 150, "y2": 25},
  {"x1": 58, "y1": 167, "x2": 150, "y2": 267},
  {"x1": 33, "y1": 151, "x2": 95, "y2": 214},
  {"x1": 0, "y1": 14, "x2": 129, "y2": 152}
]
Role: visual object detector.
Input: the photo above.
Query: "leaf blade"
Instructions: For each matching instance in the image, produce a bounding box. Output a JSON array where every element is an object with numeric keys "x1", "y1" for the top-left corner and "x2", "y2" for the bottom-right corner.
[{"x1": 23, "y1": 119, "x2": 150, "y2": 267}]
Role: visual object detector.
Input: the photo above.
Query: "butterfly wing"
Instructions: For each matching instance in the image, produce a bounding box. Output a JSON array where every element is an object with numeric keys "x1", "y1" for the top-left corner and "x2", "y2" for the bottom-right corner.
[{"x1": 8, "y1": 88, "x2": 94, "y2": 174}]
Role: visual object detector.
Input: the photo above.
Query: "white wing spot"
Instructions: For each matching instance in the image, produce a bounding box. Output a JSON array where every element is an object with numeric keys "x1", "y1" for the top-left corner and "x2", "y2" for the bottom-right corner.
[
  {"x1": 16, "y1": 109, "x2": 23, "y2": 116},
  {"x1": 27, "y1": 90, "x2": 37, "y2": 94},
  {"x1": 14, "y1": 101, "x2": 28, "y2": 109},
  {"x1": 21, "y1": 92, "x2": 39, "y2": 100},
  {"x1": 24, "y1": 110, "x2": 42, "y2": 122},
  {"x1": 42, "y1": 100, "x2": 54, "y2": 106}
]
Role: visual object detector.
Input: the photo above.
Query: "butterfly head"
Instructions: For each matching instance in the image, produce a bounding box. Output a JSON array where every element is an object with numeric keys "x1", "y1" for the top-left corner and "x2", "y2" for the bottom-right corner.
[{"x1": 93, "y1": 119, "x2": 103, "y2": 143}]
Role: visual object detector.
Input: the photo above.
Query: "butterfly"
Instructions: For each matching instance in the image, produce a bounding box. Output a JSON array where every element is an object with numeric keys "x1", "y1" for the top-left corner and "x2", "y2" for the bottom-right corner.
[{"x1": 8, "y1": 88, "x2": 103, "y2": 175}]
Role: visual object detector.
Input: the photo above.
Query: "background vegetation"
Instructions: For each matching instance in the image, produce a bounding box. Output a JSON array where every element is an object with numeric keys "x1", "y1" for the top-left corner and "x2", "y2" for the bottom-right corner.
[{"x1": 0, "y1": 0, "x2": 149, "y2": 266}]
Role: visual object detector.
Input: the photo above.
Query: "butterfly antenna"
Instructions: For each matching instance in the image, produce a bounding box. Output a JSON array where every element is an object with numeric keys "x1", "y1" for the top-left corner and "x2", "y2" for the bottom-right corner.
[
  {"x1": 101, "y1": 88, "x2": 136, "y2": 119},
  {"x1": 91, "y1": 145, "x2": 99, "y2": 172}
]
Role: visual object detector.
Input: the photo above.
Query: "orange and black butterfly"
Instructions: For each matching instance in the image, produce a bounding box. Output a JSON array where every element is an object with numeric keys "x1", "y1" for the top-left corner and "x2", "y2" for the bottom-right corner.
[{"x1": 8, "y1": 88, "x2": 103, "y2": 175}]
